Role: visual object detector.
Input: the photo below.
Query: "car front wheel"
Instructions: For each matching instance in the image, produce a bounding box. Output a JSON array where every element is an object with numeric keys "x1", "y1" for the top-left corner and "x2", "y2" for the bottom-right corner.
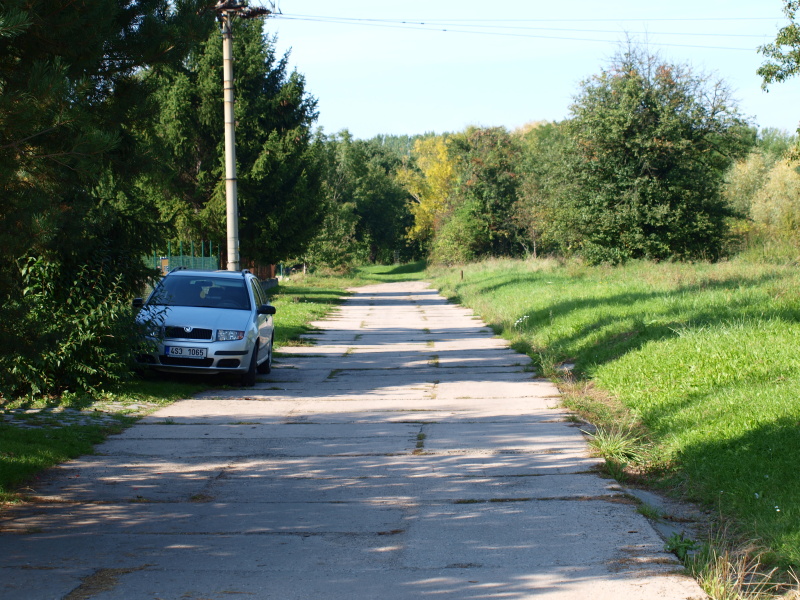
[
  {"x1": 257, "y1": 335, "x2": 273, "y2": 375},
  {"x1": 241, "y1": 343, "x2": 258, "y2": 386}
]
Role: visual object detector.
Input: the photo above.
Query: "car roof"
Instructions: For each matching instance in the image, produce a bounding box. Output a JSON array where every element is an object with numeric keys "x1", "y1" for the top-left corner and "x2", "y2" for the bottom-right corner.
[{"x1": 165, "y1": 269, "x2": 253, "y2": 280}]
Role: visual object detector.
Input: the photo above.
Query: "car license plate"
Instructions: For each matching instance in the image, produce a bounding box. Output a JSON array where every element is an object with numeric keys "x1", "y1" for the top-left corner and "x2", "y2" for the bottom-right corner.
[{"x1": 165, "y1": 346, "x2": 207, "y2": 359}]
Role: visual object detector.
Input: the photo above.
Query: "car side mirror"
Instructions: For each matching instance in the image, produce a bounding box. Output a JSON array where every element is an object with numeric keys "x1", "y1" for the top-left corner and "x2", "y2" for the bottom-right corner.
[
  {"x1": 132, "y1": 298, "x2": 144, "y2": 308},
  {"x1": 258, "y1": 304, "x2": 276, "y2": 315}
]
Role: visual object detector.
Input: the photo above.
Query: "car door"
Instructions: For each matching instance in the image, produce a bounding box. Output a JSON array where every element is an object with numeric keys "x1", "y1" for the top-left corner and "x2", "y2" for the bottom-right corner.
[{"x1": 249, "y1": 278, "x2": 271, "y2": 362}]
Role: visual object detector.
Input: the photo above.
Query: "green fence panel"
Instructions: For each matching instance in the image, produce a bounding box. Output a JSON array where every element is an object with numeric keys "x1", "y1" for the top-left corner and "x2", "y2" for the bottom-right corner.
[{"x1": 146, "y1": 253, "x2": 220, "y2": 274}]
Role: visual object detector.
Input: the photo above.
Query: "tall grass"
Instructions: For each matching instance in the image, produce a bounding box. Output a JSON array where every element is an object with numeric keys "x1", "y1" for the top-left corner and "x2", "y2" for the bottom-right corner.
[{"x1": 430, "y1": 257, "x2": 800, "y2": 568}]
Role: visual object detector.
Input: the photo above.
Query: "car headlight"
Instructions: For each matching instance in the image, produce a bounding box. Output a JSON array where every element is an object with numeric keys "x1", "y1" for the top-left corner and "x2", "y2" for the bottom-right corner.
[{"x1": 217, "y1": 330, "x2": 245, "y2": 341}]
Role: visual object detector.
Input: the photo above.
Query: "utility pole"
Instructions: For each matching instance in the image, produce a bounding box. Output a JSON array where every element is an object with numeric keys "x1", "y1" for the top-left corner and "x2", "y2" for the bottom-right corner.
[{"x1": 214, "y1": 1, "x2": 272, "y2": 271}]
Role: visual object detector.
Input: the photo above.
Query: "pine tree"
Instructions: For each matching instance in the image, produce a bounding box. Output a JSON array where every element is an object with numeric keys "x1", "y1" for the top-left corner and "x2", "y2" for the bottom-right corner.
[
  {"x1": 143, "y1": 18, "x2": 324, "y2": 265},
  {"x1": 0, "y1": 0, "x2": 208, "y2": 396}
]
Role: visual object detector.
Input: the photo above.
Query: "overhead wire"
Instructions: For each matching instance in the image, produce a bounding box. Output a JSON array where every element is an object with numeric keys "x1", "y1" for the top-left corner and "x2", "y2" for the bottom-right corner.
[{"x1": 275, "y1": 13, "x2": 780, "y2": 51}]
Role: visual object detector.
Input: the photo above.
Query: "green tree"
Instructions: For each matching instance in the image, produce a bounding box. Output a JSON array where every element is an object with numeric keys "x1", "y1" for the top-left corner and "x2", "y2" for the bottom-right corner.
[
  {"x1": 353, "y1": 139, "x2": 415, "y2": 263},
  {"x1": 305, "y1": 132, "x2": 370, "y2": 269},
  {"x1": 307, "y1": 132, "x2": 413, "y2": 268},
  {"x1": 0, "y1": 0, "x2": 201, "y2": 284},
  {"x1": 0, "y1": 0, "x2": 207, "y2": 397},
  {"x1": 758, "y1": 1, "x2": 800, "y2": 87},
  {"x1": 398, "y1": 127, "x2": 525, "y2": 265},
  {"x1": 758, "y1": 1, "x2": 800, "y2": 154},
  {"x1": 512, "y1": 121, "x2": 576, "y2": 258},
  {"x1": 143, "y1": 18, "x2": 323, "y2": 265},
  {"x1": 370, "y1": 133, "x2": 429, "y2": 158},
  {"x1": 758, "y1": 127, "x2": 798, "y2": 162},
  {"x1": 444, "y1": 127, "x2": 524, "y2": 260},
  {"x1": 560, "y1": 46, "x2": 751, "y2": 263}
]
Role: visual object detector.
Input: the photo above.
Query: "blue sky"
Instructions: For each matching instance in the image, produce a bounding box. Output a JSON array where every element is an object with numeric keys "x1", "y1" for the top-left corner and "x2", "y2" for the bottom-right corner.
[{"x1": 264, "y1": 0, "x2": 800, "y2": 139}]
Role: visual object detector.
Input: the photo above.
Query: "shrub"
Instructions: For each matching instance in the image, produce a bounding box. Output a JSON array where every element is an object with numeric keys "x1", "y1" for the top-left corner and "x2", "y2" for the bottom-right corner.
[
  {"x1": 0, "y1": 257, "x2": 140, "y2": 398},
  {"x1": 429, "y1": 204, "x2": 480, "y2": 265}
]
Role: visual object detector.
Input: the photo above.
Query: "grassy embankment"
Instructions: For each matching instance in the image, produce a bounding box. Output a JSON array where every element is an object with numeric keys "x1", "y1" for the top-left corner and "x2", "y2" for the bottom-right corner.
[
  {"x1": 429, "y1": 257, "x2": 800, "y2": 570},
  {"x1": 0, "y1": 262, "x2": 427, "y2": 502}
]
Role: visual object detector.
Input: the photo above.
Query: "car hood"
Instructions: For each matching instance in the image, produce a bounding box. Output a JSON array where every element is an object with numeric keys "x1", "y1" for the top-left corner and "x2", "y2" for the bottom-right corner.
[{"x1": 137, "y1": 305, "x2": 252, "y2": 331}]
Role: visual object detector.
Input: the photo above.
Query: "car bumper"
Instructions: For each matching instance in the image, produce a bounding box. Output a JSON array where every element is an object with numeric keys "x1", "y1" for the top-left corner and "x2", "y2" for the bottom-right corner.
[{"x1": 136, "y1": 338, "x2": 254, "y2": 374}]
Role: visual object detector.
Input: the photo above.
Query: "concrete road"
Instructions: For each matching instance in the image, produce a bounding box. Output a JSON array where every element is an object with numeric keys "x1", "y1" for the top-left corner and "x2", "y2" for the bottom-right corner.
[{"x1": 0, "y1": 281, "x2": 705, "y2": 599}]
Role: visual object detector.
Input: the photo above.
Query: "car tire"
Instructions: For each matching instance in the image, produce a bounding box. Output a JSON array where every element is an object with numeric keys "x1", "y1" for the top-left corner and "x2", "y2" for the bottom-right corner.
[
  {"x1": 257, "y1": 335, "x2": 273, "y2": 375},
  {"x1": 241, "y1": 343, "x2": 258, "y2": 387}
]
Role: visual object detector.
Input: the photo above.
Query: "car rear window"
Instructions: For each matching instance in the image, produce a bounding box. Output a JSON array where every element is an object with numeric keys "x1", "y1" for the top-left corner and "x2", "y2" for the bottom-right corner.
[{"x1": 148, "y1": 276, "x2": 251, "y2": 310}]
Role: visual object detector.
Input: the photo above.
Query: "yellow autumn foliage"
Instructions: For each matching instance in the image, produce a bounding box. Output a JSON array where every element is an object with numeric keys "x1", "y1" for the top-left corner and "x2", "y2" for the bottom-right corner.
[
  {"x1": 750, "y1": 160, "x2": 800, "y2": 240},
  {"x1": 396, "y1": 136, "x2": 457, "y2": 245}
]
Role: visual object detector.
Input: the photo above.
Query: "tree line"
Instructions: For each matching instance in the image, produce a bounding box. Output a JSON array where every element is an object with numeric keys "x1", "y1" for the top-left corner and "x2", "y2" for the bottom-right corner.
[
  {"x1": 1, "y1": 1, "x2": 798, "y2": 398},
  {"x1": 358, "y1": 53, "x2": 796, "y2": 269}
]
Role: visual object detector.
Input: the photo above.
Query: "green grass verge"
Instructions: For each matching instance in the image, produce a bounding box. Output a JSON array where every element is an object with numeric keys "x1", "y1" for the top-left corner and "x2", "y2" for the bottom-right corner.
[
  {"x1": 0, "y1": 425, "x2": 112, "y2": 498},
  {"x1": 429, "y1": 256, "x2": 800, "y2": 568},
  {"x1": 269, "y1": 281, "x2": 349, "y2": 348},
  {"x1": 0, "y1": 377, "x2": 207, "y2": 502}
]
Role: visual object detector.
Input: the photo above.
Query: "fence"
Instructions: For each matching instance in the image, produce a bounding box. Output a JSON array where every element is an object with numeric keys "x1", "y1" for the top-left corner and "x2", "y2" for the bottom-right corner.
[
  {"x1": 147, "y1": 241, "x2": 220, "y2": 275},
  {"x1": 243, "y1": 262, "x2": 277, "y2": 280}
]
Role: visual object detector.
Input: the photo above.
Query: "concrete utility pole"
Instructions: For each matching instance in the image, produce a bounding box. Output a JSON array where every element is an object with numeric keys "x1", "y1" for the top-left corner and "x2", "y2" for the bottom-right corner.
[{"x1": 214, "y1": 1, "x2": 272, "y2": 271}]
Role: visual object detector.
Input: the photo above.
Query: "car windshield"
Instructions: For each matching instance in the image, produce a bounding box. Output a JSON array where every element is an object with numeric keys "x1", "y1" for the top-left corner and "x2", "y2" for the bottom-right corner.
[{"x1": 148, "y1": 276, "x2": 251, "y2": 310}]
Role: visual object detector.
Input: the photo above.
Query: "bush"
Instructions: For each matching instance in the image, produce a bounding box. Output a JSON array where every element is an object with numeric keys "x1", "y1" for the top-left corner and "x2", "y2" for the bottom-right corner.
[
  {"x1": 560, "y1": 45, "x2": 752, "y2": 263},
  {"x1": 429, "y1": 204, "x2": 480, "y2": 265},
  {"x1": 0, "y1": 257, "x2": 140, "y2": 398}
]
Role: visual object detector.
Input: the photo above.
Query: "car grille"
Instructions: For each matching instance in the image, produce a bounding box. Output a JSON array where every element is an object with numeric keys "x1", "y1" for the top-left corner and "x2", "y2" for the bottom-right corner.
[
  {"x1": 164, "y1": 326, "x2": 213, "y2": 340},
  {"x1": 159, "y1": 355, "x2": 215, "y2": 367}
]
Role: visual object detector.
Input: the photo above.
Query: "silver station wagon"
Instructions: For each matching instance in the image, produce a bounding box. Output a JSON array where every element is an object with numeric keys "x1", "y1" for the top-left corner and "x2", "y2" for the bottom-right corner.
[{"x1": 133, "y1": 268, "x2": 276, "y2": 386}]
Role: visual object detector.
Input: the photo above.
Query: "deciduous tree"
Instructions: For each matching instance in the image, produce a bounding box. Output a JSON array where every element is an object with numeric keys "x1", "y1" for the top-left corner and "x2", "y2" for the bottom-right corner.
[
  {"x1": 306, "y1": 132, "x2": 413, "y2": 268},
  {"x1": 397, "y1": 136, "x2": 457, "y2": 249},
  {"x1": 442, "y1": 127, "x2": 523, "y2": 261},
  {"x1": 759, "y1": 1, "x2": 800, "y2": 88},
  {"x1": 750, "y1": 160, "x2": 800, "y2": 240},
  {"x1": 512, "y1": 121, "x2": 574, "y2": 258},
  {"x1": 560, "y1": 46, "x2": 751, "y2": 263},
  {"x1": 759, "y1": 1, "x2": 800, "y2": 156}
]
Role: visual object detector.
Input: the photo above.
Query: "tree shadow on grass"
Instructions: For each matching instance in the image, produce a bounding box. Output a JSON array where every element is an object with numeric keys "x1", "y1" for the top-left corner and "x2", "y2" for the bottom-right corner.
[
  {"x1": 673, "y1": 415, "x2": 800, "y2": 568},
  {"x1": 452, "y1": 269, "x2": 794, "y2": 374}
]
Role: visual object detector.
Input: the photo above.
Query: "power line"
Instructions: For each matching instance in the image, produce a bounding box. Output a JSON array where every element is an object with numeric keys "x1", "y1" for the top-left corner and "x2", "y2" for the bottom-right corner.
[
  {"x1": 281, "y1": 16, "x2": 770, "y2": 39},
  {"x1": 276, "y1": 14, "x2": 770, "y2": 51},
  {"x1": 281, "y1": 14, "x2": 782, "y2": 23}
]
